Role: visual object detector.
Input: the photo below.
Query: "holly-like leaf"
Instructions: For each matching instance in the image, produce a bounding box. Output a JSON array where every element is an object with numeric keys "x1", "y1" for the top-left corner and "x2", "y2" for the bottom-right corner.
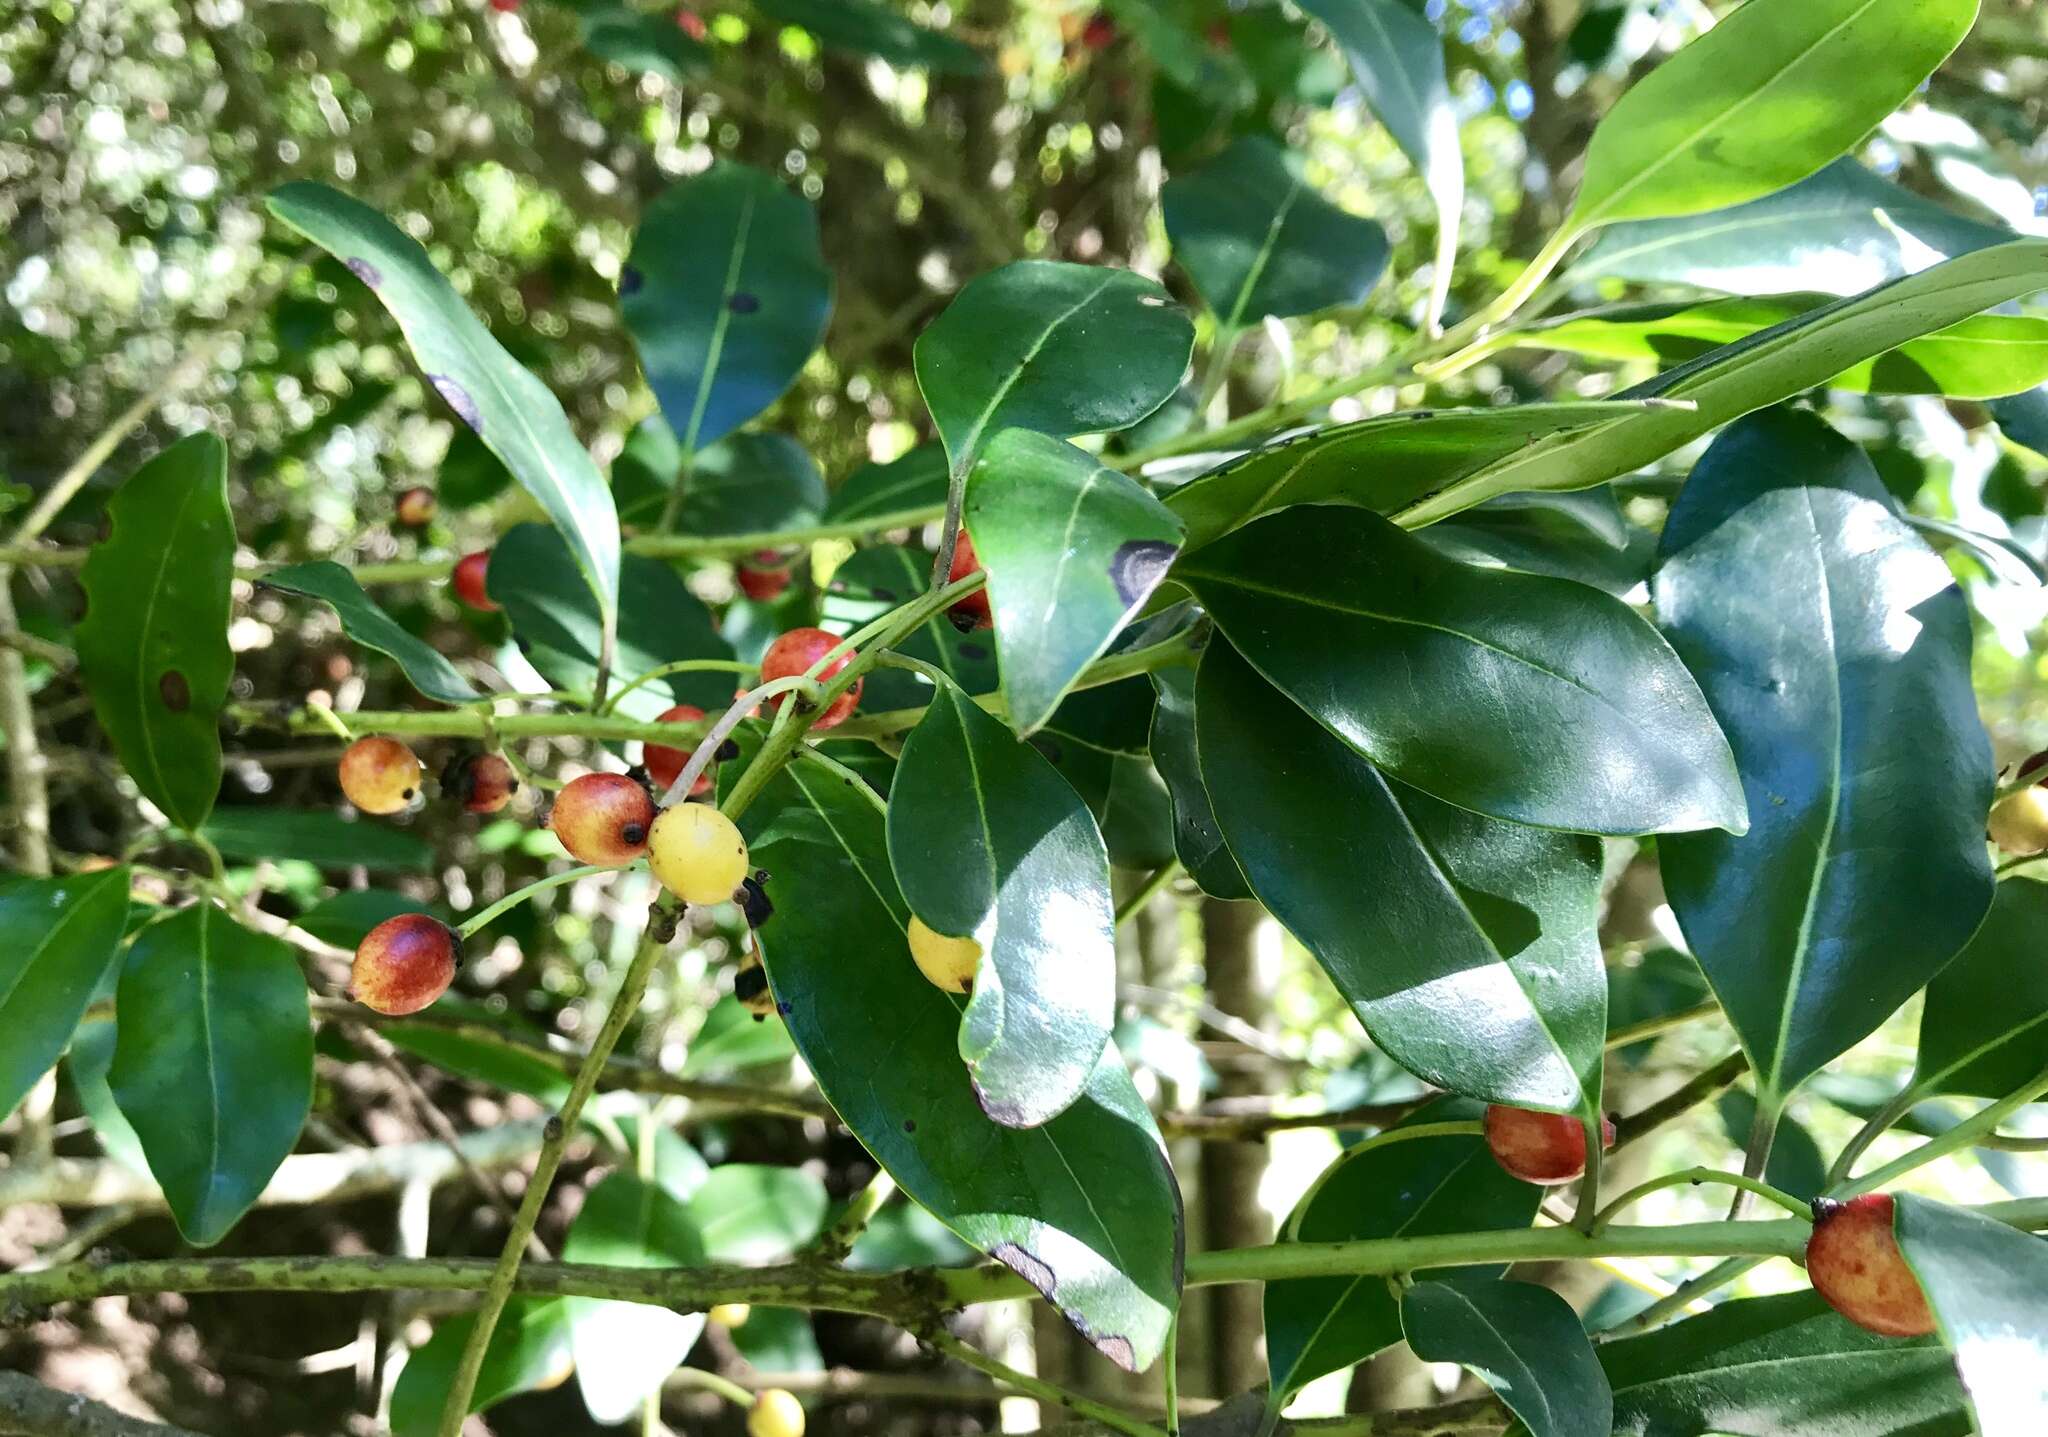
[
  {"x1": 1148, "y1": 667, "x2": 1249, "y2": 900},
  {"x1": 391, "y1": 1299, "x2": 572, "y2": 1437},
  {"x1": 687, "y1": 1164, "x2": 829, "y2": 1262},
  {"x1": 965, "y1": 431, "x2": 1184, "y2": 736},
  {"x1": 1894, "y1": 1194, "x2": 2048, "y2": 1437},
  {"x1": 1912, "y1": 876, "x2": 2048, "y2": 1102},
  {"x1": 1569, "y1": 159, "x2": 2013, "y2": 299},
  {"x1": 1601, "y1": 1291, "x2": 1967, "y2": 1437},
  {"x1": 1199, "y1": 640, "x2": 1605, "y2": 1113},
  {"x1": 201, "y1": 807, "x2": 434, "y2": 873},
  {"x1": 0, "y1": 869, "x2": 131, "y2": 1121},
  {"x1": 744, "y1": 750, "x2": 1182, "y2": 1371},
  {"x1": 565, "y1": 1171, "x2": 708, "y2": 1426},
  {"x1": 490, "y1": 522, "x2": 733, "y2": 721},
  {"x1": 820, "y1": 545, "x2": 998, "y2": 713},
  {"x1": 1653, "y1": 409, "x2": 1993, "y2": 1107},
  {"x1": 268, "y1": 182, "x2": 621, "y2": 629},
  {"x1": 914, "y1": 261, "x2": 1195, "y2": 476},
  {"x1": 1161, "y1": 133, "x2": 1389, "y2": 323},
  {"x1": 108, "y1": 903, "x2": 313, "y2": 1246},
  {"x1": 1178, "y1": 507, "x2": 1745, "y2": 836},
  {"x1": 889, "y1": 683, "x2": 1116, "y2": 1128},
  {"x1": 73, "y1": 433, "x2": 234, "y2": 832},
  {"x1": 622, "y1": 164, "x2": 833, "y2": 455},
  {"x1": 1420, "y1": 488, "x2": 1648, "y2": 597},
  {"x1": 263, "y1": 561, "x2": 478, "y2": 704},
  {"x1": 823, "y1": 443, "x2": 949, "y2": 524},
  {"x1": 1265, "y1": 1100, "x2": 1541, "y2": 1404},
  {"x1": 1401, "y1": 1279, "x2": 1612, "y2": 1437},
  {"x1": 752, "y1": 0, "x2": 983, "y2": 73},
  {"x1": 1565, "y1": 0, "x2": 1976, "y2": 236}
]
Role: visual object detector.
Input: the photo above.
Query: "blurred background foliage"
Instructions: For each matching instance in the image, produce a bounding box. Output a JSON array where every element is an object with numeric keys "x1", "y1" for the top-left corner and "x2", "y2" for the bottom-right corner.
[{"x1": 4, "y1": 0, "x2": 2048, "y2": 1432}]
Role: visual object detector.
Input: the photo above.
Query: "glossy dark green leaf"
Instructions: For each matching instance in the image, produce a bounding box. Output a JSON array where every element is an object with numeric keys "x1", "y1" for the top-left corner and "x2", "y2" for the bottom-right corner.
[
  {"x1": 820, "y1": 545, "x2": 997, "y2": 712},
  {"x1": 823, "y1": 443, "x2": 949, "y2": 523},
  {"x1": 1164, "y1": 401, "x2": 1669, "y2": 551},
  {"x1": 753, "y1": 0, "x2": 983, "y2": 72},
  {"x1": 915, "y1": 261, "x2": 1195, "y2": 474},
  {"x1": 1401, "y1": 1279, "x2": 1612, "y2": 1437},
  {"x1": 1199, "y1": 641, "x2": 1605, "y2": 1111},
  {"x1": 1606, "y1": 948, "x2": 1711, "y2": 1066},
  {"x1": 1265, "y1": 1100, "x2": 1542, "y2": 1402},
  {"x1": 1401, "y1": 241, "x2": 2048, "y2": 527},
  {"x1": 680, "y1": 994, "x2": 797, "y2": 1077},
  {"x1": 1419, "y1": 488, "x2": 1647, "y2": 596},
  {"x1": 965, "y1": 431, "x2": 1184, "y2": 736},
  {"x1": 728, "y1": 1307, "x2": 823, "y2": 1373},
  {"x1": 1653, "y1": 408, "x2": 1993, "y2": 1105},
  {"x1": 1148, "y1": 667, "x2": 1249, "y2": 900},
  {"x1": 0, "y1": 868, "x2": 131, "y2": 1121},
  {"x1": 292, "y1": 889, "x2": 435, "y2": 949},
  {"x1": 1565, "y1": 0, "x2": 1975, "y2": 234},
  {"x1": 1717, "y1": 1089, "x2": 1826, "y2": 1202},
  {"x1": 1294, "y1": 0, "x2": 1460, "y2": 324},
  {"x1": 108, "y1": 903, "x2": 313, "y2": 1245},
  {"x1": 1179, "y1": 507, "x2": 1745, "y2": 836},
  {"x1": 1162, "y1": 136, "x2": 1388, "y2": 323},
  {"x1": 580, "y1": 5, "x2": 707, "y2": 81},
  {"x1": 1895, "y1": 1194, "x2": 2048, "y2": 1437},
  {"x1": 73, "y1": 433, "x2": 233, "y2": 831},
  {"x1": 1602, "y1": 1291, "x2": 1967, "y2": 1437},
  {"x1": 614, "y1": 424, "x2": 828, "y2": 536},
  {"x1": 66, "y1": 1017, "x2": 148, "y2": 1174},
  {"x1": 622, "y1": 164, "x2": 832, "y2": 455},
  {"x1": 201, "y1": 808, "x2": 433, "y2": 873},
  {"x1": 889, "y1": 683, "x2": 1116, "y2": 1127},
  {"x1": 745, "y1": 751, "x2": 1181, "y2": 1370},
  {"x1": 263, "y1": 561, "x2": 477, "y2": 704},
  {"x1": 1570, "y1": 159, "x2": 2013, "y2": 298},
  {"x1": 1028, "y1": 680, "x2": 1178, "y2": 871},
  {"x1": 1913, "y1": 877, "x2": 2048, "y2": 1101},
  {"x1": 688, "y1": 1163, "x2": 829, "y2": 1262},
  {"x1": 391, "y1": 1299, "x2": 572, "y2": 1437},
  {"x1": 269, "y1": 182, "x2": 620, "y2": 626},
  {"x1": 565, "y1": 1170, "x2": 708, "y2": 1425},
  {"x1": 490, "y1": 522, "x2": 733, "y2": 721}
]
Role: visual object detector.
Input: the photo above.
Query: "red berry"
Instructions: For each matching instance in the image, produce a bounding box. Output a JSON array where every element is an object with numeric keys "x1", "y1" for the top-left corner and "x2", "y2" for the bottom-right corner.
[
  {"x1": 1807, "y1": 1194, "x2": 1936, "y2": 1338},
  {"x1": 1082, "y1": 12, "x2": 1115, "y2": 49},
  {"x1": 642, "y1": 704, "x2": 712, "y2": 797},
  {"x1": 549, "y1": 772, "x2": 656, "y2": 866},
  {"x1": 339, "y1": 736, "x2": 423, "y2": 816},
  {"x1": 352, "y1": 914, "x2": 461, "y2": 1016},
  {"x1": 452, "y1": 550, "x2": 498, "y2": 612},
  {"x1": 394, "y1": 486, "x2": 438, "y2": 528},
  {"x1": 447, "y1": 752, "x2": 519, "y2": 814},
  {"x1": 760, "y1": 627, "x2": 861, "y2": 730},
  {"x1": 675, "y1": 6, "x2": 707, "y2": 39},
  {"x1": 737, "y1": 564, "x2": 793, "y2": 602},
  {"x1": 945, "y1": 531, "x2": 992, "y2": 632},
  {"x1": 1483, "y1": 1105, "x2": 1617, "y2": 1185},
  {"x1": 489, "y1": 0, "x2": 521, "y2": 12}
]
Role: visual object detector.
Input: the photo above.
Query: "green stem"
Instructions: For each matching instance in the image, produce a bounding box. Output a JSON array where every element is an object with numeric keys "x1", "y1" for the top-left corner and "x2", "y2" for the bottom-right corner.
[
  {"x1": 812, "y1": 1169, "x2": 897, "y2": 1262},
  {"x1": 1825, "y1": 1086, "x2": 1918, "y2": 1187},
  {"x1": 1574, "y1": 1109, "x2": 1605, "y2": 1234},
  {"x1": 669, "y1": 1365, "x2": 756, "y2": 1410},
  {"x1": 925, "y1": 1330, "x2": 1166, "y2": 1437},
  {"x1": 1612, "y1": 1050, "x2": 1748, "y2": 1150},
  {"x1": 930, "y1": 458, "x2": 971, "y2": 590},
  {"x1": 1729, "y1": 1101, "x2": 1781, "y2": 1220},
  {"x1": 1604, "y1": 999, "x2": 1720, "y2": 1050},
  {"x1": 661, "y1": 675, "x2": 824, "y2": 805},
  {"x1": 456, "y1": 865, "x2": 620, "y2": 939},
  {"x1": 1116, "y1": 861, "x2": 1183, "y2": 926},
  {"x1": 874, "y1": 650, "x2": 952, "y2": 689},
  {"x1": 1590, "y1": 1167, "x2": 1811, "y2": 1234}
]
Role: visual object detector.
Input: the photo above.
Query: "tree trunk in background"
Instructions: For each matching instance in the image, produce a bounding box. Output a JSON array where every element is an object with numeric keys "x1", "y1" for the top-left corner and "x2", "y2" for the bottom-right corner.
[{"x1": 1197, "y1": 898, "x2": 1272, "y2": 1396}]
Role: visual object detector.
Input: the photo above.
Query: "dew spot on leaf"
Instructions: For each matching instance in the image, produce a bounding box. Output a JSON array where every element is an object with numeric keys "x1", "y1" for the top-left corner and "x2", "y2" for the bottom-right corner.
[
  {"x1": 428, "y1": 375, "x2": 482, "y2": 431},
  {"x1": 1108, "y1": 539, "x2": 1178, "y2": 607},
  {"x1": 344, "y1": 257, "x2": 382, "y2": 288},
  {"x1": 158, "y1": 671, "x2": 191, "y2": 713}
]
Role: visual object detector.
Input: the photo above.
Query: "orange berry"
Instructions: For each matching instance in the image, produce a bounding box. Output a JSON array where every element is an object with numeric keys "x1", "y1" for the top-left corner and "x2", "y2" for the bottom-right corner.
[
  {"x1": 550, "y1": 772, "x2": 656, "y2": 866},
  {"x1": 447, "y1": 752, "x2": 519, "y2": 814},
  {"x1": 352, "y1": 914, "x2": 461, "y2": 1016},
  {"x1": 945, "y1": 531, "x2": 992, "y2": 632},
  {"x1": 339, "y1": 736, "x2": 423, "y2": 816},
  {"x1": 452, "y1": 550, "x2": 498, "y2": 612},
  {"x1": 642, "y1": 704, "x2": 712, "y2": 797},
  {"x1": 1483, "y1": 1105, "x2": 1616, "y2": 1185},
  {"x1": 1807, "y1": 1194, "x2": 1936, "y2": 1338},
  {"x1": 394, "y1": 486, "x2": 438, "y2": 528},
  {"x1": 760, "y1": 627, "x2": 861, "y2": 730}
]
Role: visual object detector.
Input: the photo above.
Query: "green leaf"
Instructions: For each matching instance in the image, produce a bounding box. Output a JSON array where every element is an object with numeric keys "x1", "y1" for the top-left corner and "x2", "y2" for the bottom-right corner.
[
  {"x1": 564, "y1": 1170, "x2": 708, "y2": 1426},
  {"x1": 108, "y1": 903, "x2": 313, "y2": 1245},
  {"x1": 1482, "y1": 298, "x2": 2048, "y2": 401},
  {"x1": 1566, "y1": 0, "x2": 1977, "y2": 234},
  {"x1": 1569, "y1": 158, "x2": 2014, "y2": 298},
  {"x1": 1716, "y1": 1088, "x2": 1827, "y2": 1202},
  {"x1": 263, "y1": 561, "x2": 478, "y2": 705},
  {"x1": 580, "y1": 5, "x2": 708, "y2": 82},
  {"x1": 383, "y1": 1014, "x2": 572, "y2": 1106},
  {"x1": 491, "y1": 522, "x2": 734, "y2": 721},
  {"x1": 618, "y1": 427, "x2": 829, "y2": 536},
  {"x1": 824, "y1": 443, "x2": 948, "y2": 523},
  {"x1": 1913, "y1": 877, "x2": 2048, "y2": 1101},
  {"x1": 292, "y1": 889, "x2": 435, "y2": 949},
  {"x1": 66, "y1": 1017, "x2": 149, "y2": 1174},
  {"x1": 889, "y1": 683, "x2": 1116, "y2": 1127},
  {"x1": 1894, "y1": 1194, "x2": 2048, "y2": 1437},
  {"x1": 1178, "y1": 507, "x2": 1745, "y2": 836},
  {"x1": 965, "y1": 431, "x2": 1184, "y2": 736},
  {"x1": 744, "y1": 751, "x2": 1181, "y2": 1371},
  {"x1": 680, "y1": 994, "x2": 798, "y2": 1077},
  {"x1": 1147, "y1": 667, "x2": 1249, "y2": 900},
  {"x1": 820, "y1": 545, "x2": 998, "y2": 712},
  {"x1": 728, "y1": 1307, "x2": 824, "y2": 1374},
  {"x1": 1198, "y1": 641, "x2": 1605, "y2": 1112},
  {"x1": 1601, "y1": 1290, "x2": 1967, "y2": 1437},
  {"x1": 268, "y1": 182, "x2": 621, "y2": 628},
  {"x1": 1164, "y1": 401, "x2": 1670, "y2": 551},
  {"x1": 201, "y1": 808, "x2": 434, "y2": 873},
  {"x1": 1652, "y1": 408, "x2": 1993, "y2": 1105},
  {"x1": 391, "y1": 1299, "x2": 572, "y2": 1437},
  {"x1": 1265, "y1": 1100, "x2": 1542, "y2": 1402},
  {"x1": 1294, "y1": 0, "x2": 1461, "y2": 325},
  {"x1": 0, "y1": 869, "x2": 131, "y2": 1121},
  {"x1": 914, "y1": 261, "x2": 1195, "y2": 475},
  {"x1": 1420, "y1": 489, "x2": 1648, "y2": 597},
  {"x1": 73, "y1": 433, "x2": 233, "y2": 831},
  {"x1": 622, "y1": 164, "x2": 833, "y2": 454},
  {"x1": 687, "y1": 1163, "x2": 829, "y2": 1262},
  {"x1": 1401, "y1": 1279, "x2": 1612, "y2": 1437},
  {"x1": 1105, "y1": 0, "x2": 1255, "y2": 111},
  {"x1": 752, "y1": 0, "x2": 984, "y2": 72},
  {"x1": 1163, "y1": 138, "x2": 1387, "y2": 323},
  {"x1": 1400, "y1": 243, "x2": 2048, "y2": 527}
]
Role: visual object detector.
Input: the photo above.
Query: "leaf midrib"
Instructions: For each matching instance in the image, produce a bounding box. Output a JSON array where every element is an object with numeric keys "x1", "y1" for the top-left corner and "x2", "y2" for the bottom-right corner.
[{"x1": 951, "y1": 272, "x2": 1120, "y2": 467}]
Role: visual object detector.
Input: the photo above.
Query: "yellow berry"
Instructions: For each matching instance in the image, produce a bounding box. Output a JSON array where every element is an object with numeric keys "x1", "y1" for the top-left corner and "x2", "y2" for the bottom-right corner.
[
  {"x1": 749, "y1": 1388, "x2": 805, "y2": 1437},
  {"x1": 708, "y1": 1302, "x2": 751, "y2": 1328},
  {"x1": 1989, "y1": 786, "x2": 2048, "y2": 854},
  {"x1": 339, "y1": 736, "x2": 423, "y2": 816},
  {"x1": 648, "y1": 804, "x2": 750, "y2": 904},
  {"x1": 907, "y1": 915, "x2": 981, "y2": 994}
]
